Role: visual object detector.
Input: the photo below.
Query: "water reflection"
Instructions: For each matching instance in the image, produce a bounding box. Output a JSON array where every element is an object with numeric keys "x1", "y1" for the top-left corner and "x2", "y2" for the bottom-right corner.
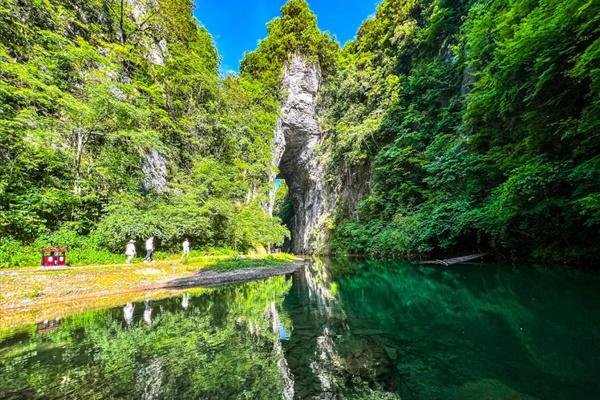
[
  {"x1": 181, "y1": 293, "x2": 190, "y2": 310},
  {"x1": 36, "y1": 318, "x2": 61, "y2": 334},
  {"x1": 1, "y1": 259, "x2": 599, "y2": 399},
  {"x1": 0, "y1": 278, "x2": 292, "y2": 399},
  {"x1": 286, "y1": 258, "x2": 347, "y2": 399},
  {"x1": 136, "y1": 358, "x2": 163, "y2": 400},
  {"x1": 143, "y1": 300, "x2": 153, "y2": 325},
  {"x1": 269, "y1": 302, "x2": 294, "y2": 400},
  {"x1": 282, "y1": 258, "x2": 600, "y2": 399},
  {"x1": 123, "y1": 303, "x2": 134, "y2": 326}
]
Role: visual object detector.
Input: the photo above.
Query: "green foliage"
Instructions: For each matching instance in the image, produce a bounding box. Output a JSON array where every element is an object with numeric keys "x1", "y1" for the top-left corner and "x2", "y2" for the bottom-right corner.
[
  {"x1": 273, "y1": 180, "x2": 294, "y2": 232},
  {"x1": 325, "y1": 0, "x2": 600, "y2": 264},
  {"x1": 0, "y1": 0, "x2": 288, "y2": 262},
  {"x1": 240, "y1": 0, "x2": 338, "y2": 90},
  {"x1": 209, "y1": 253, "x2": 296, "y2": 272},
  {"x1": 0, "y1": 230, "x2": 122, "y2": 268},
  {"x1": 0, "y1": 238, "x2": 38, "y2": 268},
  {"x1": 1, "y1": 0, "x2": 597, "y2": 265},
  {"x1": 91, "y1": 157, "x2": 289, "y2": 253}
]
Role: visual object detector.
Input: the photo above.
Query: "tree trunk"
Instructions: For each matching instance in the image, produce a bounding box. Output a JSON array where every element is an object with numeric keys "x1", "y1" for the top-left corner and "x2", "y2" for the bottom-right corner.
[
  {"x1": 119, "y1": 0, "x2": 126, "y2": 43},
  {"x1": 74, "y1": 130, "x2": 87, "y2": 195}
]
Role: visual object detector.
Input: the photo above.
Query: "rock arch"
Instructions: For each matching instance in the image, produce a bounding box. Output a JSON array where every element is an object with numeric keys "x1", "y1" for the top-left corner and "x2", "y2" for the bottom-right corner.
[{"x1": 269, "y1": 55, "x2": 330, "y2": 254}]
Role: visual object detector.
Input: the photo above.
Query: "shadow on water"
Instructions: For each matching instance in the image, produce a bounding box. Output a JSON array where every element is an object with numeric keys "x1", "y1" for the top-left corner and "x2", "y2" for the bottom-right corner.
[
  {"x1": 284, "y1": 258, "x2": 600, "y2": 399},
  {"x1": 1, "y1": 258, "x2": 599, "y2": 399}
]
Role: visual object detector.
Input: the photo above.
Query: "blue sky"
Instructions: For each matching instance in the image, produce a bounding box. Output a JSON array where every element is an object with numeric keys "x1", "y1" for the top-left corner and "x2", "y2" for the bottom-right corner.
[{"x1": 193, "y1": 0, "x2": 381, "y2": 74}]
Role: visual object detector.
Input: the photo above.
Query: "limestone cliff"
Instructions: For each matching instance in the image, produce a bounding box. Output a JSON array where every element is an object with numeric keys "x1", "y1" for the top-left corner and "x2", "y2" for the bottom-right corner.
[
  {"x1": 141, "y1": 150, "x2": 168, "y2": 193},
  {"x1": 270, "y1": 55, "x2": 333, "y2": 254},
  {"x1": 127, "y1": 0, "x2": 169, "y2": 192},
  {"x1": 127, "y1": 0, "x2": 168, "y2": 65}
]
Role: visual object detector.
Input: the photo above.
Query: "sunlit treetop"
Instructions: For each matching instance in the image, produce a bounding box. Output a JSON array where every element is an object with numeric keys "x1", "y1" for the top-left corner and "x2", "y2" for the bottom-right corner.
[{"x1": 240, "y1": 0, "x2": 338, "y2": 90}]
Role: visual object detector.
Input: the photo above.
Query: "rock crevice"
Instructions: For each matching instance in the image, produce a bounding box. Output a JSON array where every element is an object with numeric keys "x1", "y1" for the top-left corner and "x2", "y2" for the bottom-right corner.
[{"x1": 270, "y1": 55, "x2": 332, "y2": 254}]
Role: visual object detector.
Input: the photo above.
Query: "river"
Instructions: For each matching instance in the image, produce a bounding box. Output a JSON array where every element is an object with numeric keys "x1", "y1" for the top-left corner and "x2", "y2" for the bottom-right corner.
[{"x1": 1, "y1": 258, "x2": 599, "y2": 399}]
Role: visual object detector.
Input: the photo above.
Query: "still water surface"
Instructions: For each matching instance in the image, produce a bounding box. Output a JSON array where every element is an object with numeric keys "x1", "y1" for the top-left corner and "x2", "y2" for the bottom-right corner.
[{"x1": 1, "y1": 258, "x2": 599, "y2": 399}]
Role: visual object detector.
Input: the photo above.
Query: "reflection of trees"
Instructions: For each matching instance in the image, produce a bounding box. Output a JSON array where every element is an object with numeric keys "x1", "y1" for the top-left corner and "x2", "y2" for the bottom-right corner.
[
  {"x1": 284, "y1": 258, "x2": 598, "y2": 399},
  {"x1": 283, "y1": 257, "x2": 403, "y2": 399},
  {"x1": 304, "y1": 258, "x2": 343, "y2": 399},
  {"x1": 0, "y1": 277, "x2": 293, "y2": 399},
  {"x1": 3, "y1": 259, "x2": 595, "y2": 399}
]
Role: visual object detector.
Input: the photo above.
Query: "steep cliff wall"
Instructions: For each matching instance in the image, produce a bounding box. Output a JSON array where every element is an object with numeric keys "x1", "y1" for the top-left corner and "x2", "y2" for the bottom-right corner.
[
  {"x1": 127, "y1": 0, "x2": 168, "y2": 65},
  {"x1": 271, "y1": 55, "x2": 333, "y2": 254}
]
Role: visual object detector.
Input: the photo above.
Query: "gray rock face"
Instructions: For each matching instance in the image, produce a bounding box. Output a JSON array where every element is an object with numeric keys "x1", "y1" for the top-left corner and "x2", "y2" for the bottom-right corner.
[
  {"x1": 142, "y1": 150, "x2": 168, "y2": 193},
  {"x1": 127, "y1": 0, "x2": 167, "y2": 65},
  {"x1": 271, "y1": 55, "x2": 333, "y2": 254},
  {"x1": 335, "y1": 162, "x2": 371, "y2": 219}
]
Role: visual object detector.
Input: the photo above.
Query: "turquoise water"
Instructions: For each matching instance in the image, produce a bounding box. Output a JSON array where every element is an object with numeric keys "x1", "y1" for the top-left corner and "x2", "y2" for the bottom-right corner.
[{"x1": 1, "y1": 259, "x2": 599, "y2": 399}]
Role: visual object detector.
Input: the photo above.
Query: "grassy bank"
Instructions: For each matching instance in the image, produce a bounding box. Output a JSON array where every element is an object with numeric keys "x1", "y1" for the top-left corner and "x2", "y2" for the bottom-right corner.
[
  {"x1": 0, "y1": 239, "x2": 251, "y2": 269},
  {"x1": 0, "y1": 252, "x2": 296, "y2": 329}
]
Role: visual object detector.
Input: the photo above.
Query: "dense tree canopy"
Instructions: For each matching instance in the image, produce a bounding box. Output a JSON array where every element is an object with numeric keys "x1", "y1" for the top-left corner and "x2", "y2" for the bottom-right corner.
[
  {"x1": 0, "y1": 0, "x2": 288, "y2": 265},
  {"x1": 324, "y1": 0, "x2": 600, "y2": 263},
  {"x1": 0, "y1": 0, "x2": 597, "y2": 265},
  {"x1": 240, "y1": 0, "x2": 337, "y2": 91}
]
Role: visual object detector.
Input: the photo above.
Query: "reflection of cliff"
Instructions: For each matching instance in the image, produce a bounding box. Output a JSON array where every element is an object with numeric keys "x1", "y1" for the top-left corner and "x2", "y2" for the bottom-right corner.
[
  {"x1": 136, "y1": 358, "x2": 163, "y2": 400},
  {"x1": 282, "y1": 258, "x2": 404, "y2": 399},
  {"x1": 282, "y1": 258, "x2": 347, "y2": 399},
  {"x1": 269, "y1": 302, "x2": 295, "y2": 400},
  {"x1": 301, "y1": 258, "x2": 339, "y2": 317},
  {"x1": 282, "y1": 257, "x2": 600, "y2": 399}
]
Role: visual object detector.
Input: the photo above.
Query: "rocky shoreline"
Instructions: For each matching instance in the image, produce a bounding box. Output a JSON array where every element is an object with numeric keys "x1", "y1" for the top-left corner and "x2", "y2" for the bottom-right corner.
[{"x1": 162, "y1": 260, "x2": 306, "y2": 289}]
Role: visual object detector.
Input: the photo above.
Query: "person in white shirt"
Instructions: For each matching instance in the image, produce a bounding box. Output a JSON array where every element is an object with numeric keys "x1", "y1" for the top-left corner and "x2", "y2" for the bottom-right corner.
[
  {"x1": 144, "y1": 236, "x2": 155, "y2": 262},
  {"x1": 182, "y1": 239, "x2": 190, "y2": 257},
  {"x1": 125, "y1": 240, "x2": 136, "y2": 264}
]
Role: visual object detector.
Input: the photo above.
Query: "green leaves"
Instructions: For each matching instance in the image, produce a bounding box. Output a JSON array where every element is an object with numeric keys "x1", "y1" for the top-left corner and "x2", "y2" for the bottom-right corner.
[
  {"x1": 240, "y1": 0, "x2": 338, "y2": 88},
  {"x1": 2, "y1": 0, "x2": 596, "y2": 264},
  {"x1": 0, "y1": 0, "x2": 288, "y2": 260},
  {"x1": 325, "y1": 0, "x2": 599, "y2": 263}
]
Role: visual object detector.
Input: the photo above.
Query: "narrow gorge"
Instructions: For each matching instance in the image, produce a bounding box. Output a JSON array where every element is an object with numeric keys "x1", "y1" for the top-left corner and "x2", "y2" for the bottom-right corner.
[{"x1": 0, "y1": 0, "x2": 597, "y2": 264}]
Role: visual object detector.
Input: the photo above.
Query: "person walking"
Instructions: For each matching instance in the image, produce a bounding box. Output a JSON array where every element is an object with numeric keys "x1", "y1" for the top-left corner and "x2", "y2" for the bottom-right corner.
[
  {"x1": 182, "y1": 238, "x2": 190, "y2": 257},
  {"x1": 144, "y1": 236, "x2": 155, "y2": 262},
  {"x1": 125, "y1": 240, "x2": 136, "y2": 264}
]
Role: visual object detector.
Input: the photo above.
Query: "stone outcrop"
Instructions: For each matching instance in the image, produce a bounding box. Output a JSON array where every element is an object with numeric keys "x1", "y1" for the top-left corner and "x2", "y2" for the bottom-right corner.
[
  {"x1": 127, "y1": 1, "x2": 169, "y2": 193},
  {"x1": 270, "y1": 55, "x2": 333, "y2": 254},
  {"x1": 127, "y1": 0, "x2": 168, "y2": 65},
  {"x1": 142, "y1": 149, "x2": 168, "y2": 193}
]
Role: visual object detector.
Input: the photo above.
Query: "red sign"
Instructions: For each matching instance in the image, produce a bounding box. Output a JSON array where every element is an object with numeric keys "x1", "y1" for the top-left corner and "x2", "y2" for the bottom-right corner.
[{"x1": 41, "y1": 248, "x2": 67, "y2": 267}]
